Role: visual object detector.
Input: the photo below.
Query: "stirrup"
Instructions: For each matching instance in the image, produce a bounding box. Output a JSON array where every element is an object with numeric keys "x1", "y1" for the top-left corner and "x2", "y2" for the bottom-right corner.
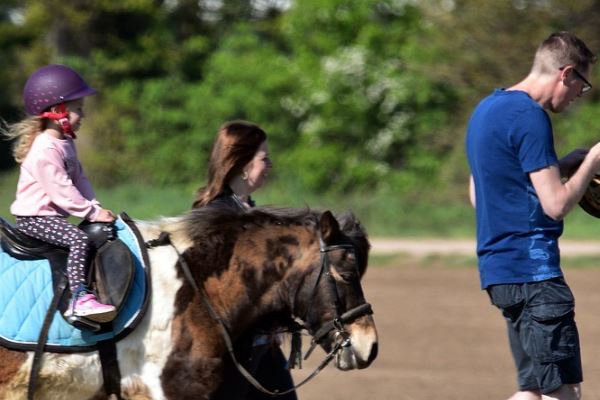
[
  {"x1": 64, "y1": 285, "x2": 102, "y2": 331},
  {"x1": 65, "y1": 315, "x2": 101, "y2": 332}
]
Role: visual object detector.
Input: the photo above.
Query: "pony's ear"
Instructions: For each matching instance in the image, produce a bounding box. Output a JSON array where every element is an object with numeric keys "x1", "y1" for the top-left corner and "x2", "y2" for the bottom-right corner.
[
  {"x1": 319, "y1": 210, "x2": 341, "y2": 243},
  {"x1": 337, "y1": 210, "x2": 358, "y2": 232}
]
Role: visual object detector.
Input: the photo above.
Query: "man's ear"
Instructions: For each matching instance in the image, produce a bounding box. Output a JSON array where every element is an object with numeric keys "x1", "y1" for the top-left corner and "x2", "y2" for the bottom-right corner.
[{"x1": 559, "y1": 65, "x2": 575, "y2": 84}]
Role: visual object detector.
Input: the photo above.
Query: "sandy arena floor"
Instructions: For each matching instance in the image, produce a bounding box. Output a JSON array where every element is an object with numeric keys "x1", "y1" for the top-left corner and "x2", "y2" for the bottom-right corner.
[{"x1": 291, "y1": 261, "x2": 600, "y2": 400}]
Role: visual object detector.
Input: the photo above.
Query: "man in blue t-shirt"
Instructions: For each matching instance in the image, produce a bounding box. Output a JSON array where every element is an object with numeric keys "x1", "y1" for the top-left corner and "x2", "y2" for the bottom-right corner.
[{"x1": 466, "y1": 32, "x2": 600, "y2": 400}]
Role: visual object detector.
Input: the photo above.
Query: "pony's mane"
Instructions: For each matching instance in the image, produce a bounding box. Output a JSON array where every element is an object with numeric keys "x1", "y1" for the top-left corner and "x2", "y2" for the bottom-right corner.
[
  {"x1": 153, "y1": 206, "x2": 370, "y2": 277},
  {"x1": 180, "y1": 205, "x2": 369, "y2": 250},
  {"x1": 162, "y1": 206, "x2": 320, "y2": 283},
  {"x1": 181, "y1": 206, "x2": 318, "y2": 242},
  {"x1": 150, "y1": 206, "x2": 369, "y2": 253}
]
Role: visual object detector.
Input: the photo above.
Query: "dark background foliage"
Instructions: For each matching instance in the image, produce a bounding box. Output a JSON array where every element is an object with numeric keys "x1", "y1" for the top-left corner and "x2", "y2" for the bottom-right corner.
[{"x1": 2, "y1": 0, "x2": 599, "y2": 204}]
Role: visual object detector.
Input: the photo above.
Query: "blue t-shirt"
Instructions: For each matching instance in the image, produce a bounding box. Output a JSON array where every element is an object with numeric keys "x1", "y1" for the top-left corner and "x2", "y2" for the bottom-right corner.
[{"x1": 465, "y1": 89, "x2": 563, "y2": 289}]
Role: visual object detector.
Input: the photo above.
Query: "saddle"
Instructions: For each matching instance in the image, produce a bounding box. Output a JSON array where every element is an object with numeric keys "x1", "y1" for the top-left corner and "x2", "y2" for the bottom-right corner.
[
  {"x1": 0, "y1": 217, "x2": 135, "y2": 331},
  {"x1": 0, "y1": 215, "x2": 151, "y2": 400}
]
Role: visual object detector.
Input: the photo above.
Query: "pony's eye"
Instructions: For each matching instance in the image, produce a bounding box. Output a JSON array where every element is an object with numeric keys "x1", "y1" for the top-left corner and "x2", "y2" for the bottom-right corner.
[
  {"x1": 344, "y1": 252, "x2": 356, "y2": 264},
  {"x1": 337, "y1": 267, "x2": 358, "y2": 282},
  {"x1": 338, "y1": 271, "x2": 357, "y2": 282}
]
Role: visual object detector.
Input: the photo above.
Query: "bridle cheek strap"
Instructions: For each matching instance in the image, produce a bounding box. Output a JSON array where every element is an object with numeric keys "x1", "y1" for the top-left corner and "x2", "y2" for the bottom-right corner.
[
  {"x1": 40, "y1": 103, "x2": 76, "y2": 138},
  {"x1": 301, "y1": 238, "x2": 374, "y2": 361}
]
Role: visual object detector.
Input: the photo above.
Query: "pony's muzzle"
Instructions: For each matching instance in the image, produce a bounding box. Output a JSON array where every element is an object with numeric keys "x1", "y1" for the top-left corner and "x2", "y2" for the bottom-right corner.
[{"x1": 334, "y1": 317, "x2": 378, "y2": 370}]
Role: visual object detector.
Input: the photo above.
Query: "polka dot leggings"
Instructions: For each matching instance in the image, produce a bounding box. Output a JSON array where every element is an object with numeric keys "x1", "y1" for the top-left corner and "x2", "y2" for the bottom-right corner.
[{"x1": 16, "y1": 216, "x2": 91, "y2": 293}]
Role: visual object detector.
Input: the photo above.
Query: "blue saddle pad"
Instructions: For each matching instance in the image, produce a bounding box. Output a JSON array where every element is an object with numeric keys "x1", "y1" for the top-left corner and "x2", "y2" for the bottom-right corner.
[{"x1": 0, "y1": 216, "x2": 148, "y2": 351}]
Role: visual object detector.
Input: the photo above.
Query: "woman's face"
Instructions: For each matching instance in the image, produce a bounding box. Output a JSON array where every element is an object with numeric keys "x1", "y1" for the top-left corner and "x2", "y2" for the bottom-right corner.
[{"x1": 244, "y1": 140, "x2": 273, "y2": 192}]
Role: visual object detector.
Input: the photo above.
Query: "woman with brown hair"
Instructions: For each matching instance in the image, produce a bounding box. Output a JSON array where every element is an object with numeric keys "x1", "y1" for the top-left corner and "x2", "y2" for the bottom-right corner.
[
  {"x1": 192, "y1": 120, "x2": 296, "y2": 400},
  {"x1": 193, "y1": 120, "x2": 271, "y2": 210}
]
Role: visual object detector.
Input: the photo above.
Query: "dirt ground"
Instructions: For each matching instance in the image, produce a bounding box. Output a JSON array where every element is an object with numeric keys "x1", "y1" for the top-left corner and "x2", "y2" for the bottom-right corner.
[{"x1": 290, "y1": 261, "x2": 600, "y2": 400}]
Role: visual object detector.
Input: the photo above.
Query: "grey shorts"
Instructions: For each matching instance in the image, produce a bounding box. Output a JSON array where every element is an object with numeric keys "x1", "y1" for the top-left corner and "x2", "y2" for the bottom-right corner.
[{"x1": 487, "y1": 277, "x2": 582, "y2": 394}]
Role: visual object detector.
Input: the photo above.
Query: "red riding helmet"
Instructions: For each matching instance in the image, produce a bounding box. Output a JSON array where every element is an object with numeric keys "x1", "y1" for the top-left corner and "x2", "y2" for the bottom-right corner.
[{"x1": 23, "y1": 64, "x2": 97, "y2": 115}]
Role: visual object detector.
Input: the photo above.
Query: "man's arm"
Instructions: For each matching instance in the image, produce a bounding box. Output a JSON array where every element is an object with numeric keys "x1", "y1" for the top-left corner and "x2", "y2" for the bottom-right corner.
[{"x1": 530, "y1": 145, "x2": 600, "y2": 220}]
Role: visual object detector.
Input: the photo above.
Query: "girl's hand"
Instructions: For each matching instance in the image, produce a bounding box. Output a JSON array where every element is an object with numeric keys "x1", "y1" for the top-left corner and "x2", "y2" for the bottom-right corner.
[{"x1": 94, "y1": 208, "x2": 116, "y2": 222}]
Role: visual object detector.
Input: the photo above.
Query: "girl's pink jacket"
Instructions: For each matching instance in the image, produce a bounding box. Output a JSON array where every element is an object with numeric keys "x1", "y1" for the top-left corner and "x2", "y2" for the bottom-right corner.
[{"x1": 10, "y1": 132, "x2": 101, "y2": 221}]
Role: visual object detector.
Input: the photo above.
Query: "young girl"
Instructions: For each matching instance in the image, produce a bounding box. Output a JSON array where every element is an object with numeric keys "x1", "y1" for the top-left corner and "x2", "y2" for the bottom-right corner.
[{"x1": 3, "y1": 64, "x2": 116, "y2": 323}]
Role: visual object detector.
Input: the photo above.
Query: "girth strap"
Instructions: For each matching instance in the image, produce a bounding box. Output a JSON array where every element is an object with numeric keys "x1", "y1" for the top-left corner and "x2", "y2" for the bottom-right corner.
[
  {"x1": 25, "y1": 276, "x2": 123, "y2": 400},
  {"x1": 98, "y1": 337, "x2": 122, "y2": 399},
  {"x1": 27, "y1": 274, "x2": 69, "y2": 400}
]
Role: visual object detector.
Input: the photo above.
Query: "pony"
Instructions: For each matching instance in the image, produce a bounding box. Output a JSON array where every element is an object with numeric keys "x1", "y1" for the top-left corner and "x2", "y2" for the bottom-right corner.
[{"x1": 0, "y1": 206, "x2": 378, "y2": 399}]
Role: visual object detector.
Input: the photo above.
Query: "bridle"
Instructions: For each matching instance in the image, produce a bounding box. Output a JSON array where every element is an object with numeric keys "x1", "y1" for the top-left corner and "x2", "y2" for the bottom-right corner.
[
  {"x1": 297, "y1": 236, "x2": 373, "y2": 362},
  {"x1": 148, "y1": 223, "x2": 373, "y2": 397}
]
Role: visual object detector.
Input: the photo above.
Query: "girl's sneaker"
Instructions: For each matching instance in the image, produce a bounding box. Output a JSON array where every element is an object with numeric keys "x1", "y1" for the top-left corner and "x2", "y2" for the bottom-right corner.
[{"x1": 64, "y1": 293, "x2": 116, "y2": 323}]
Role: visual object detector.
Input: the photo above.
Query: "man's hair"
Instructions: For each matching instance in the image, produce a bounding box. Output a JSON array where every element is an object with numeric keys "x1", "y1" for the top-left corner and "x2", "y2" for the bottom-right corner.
[{"x1": 531, "y1": 31, "x2": 596, "y2": 75}]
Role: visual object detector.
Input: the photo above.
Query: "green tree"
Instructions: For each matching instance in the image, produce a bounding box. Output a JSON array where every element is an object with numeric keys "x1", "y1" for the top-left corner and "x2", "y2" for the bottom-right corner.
[
  {"x1": 277, "y1": 0, "x2": 460, "y2": 193},
  {"x1": 6, "y1": 0, "x2": 600, "y2": 204},
  {"x1": 420, "y1": 0, "x2": 600, "y2": 201},
  {"x1": 0, "y1": 1, "x2": 35, "y2": 170}
]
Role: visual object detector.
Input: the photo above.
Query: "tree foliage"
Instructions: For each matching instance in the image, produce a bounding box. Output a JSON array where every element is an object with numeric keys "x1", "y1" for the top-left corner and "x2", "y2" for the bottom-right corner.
[{"x1": 2, "y1": 0, "x2": 600, "y2": 200}]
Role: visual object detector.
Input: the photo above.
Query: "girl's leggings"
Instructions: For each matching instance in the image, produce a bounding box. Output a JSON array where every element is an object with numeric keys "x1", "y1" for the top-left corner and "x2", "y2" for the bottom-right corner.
[{"x1": 16, "y1": 216, "x2": 91, "y2": 293}]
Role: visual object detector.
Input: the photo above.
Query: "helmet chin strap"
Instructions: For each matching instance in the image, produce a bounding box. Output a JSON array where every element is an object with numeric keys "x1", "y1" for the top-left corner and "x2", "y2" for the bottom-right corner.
[{"x1": 40, "y1": 103, "x2": 76, "y2": 138}]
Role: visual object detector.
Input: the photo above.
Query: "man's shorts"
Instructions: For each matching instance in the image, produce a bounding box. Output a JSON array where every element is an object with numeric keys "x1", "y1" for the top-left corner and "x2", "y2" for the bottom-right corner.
[{"x1": 487, "y1": 277, "x2": 582, "y2": 394}]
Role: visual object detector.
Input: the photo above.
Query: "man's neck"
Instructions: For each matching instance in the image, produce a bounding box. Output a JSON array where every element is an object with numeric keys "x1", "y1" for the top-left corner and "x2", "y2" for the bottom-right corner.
[{"x1": 508, "y1": 73, "x2": 557, "y2": 110}]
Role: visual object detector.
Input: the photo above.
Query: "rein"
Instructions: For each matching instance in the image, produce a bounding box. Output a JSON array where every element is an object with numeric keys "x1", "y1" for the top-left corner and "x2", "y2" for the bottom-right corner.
[{"x1": 147, "y1": 230, "x2": 372, "y2": 397}]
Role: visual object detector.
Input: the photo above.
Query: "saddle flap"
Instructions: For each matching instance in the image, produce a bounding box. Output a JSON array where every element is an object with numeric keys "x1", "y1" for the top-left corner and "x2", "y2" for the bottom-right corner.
[
  {"x1": 91, "y1": 239, "x2": 135, "y2": 313},
  {"x1": 0, "y1": 218, "x2": 63, "y2": 260}
]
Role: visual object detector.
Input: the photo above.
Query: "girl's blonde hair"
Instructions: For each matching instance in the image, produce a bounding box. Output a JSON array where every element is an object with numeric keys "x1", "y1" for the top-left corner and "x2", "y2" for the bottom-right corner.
[{"x1": 1, "y1": 116, "x2": 43, "y2": 163}]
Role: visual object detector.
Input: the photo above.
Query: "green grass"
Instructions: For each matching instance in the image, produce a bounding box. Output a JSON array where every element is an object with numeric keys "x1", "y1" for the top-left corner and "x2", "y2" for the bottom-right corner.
[
  {"x1": 0, "y1": 170, "x2": 17, "y2": 223},
  {"x1": 3, "y1": 168, "x2": 600, "y2": 268},
  {"x1": 255, "y1": 183, "x2": 479, "y2": 238},
  {"x1": 3, "y1": 167, "x2": 600, "y2": 239},
  {"x1": 96, "y1": 184, "x2": 193, "y2": 220}
]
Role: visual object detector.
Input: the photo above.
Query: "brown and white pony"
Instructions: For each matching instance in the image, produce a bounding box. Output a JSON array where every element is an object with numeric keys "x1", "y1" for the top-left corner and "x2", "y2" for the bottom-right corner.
[{"x1": 0, "y1": 206, "x2": 378, "y2": 400}]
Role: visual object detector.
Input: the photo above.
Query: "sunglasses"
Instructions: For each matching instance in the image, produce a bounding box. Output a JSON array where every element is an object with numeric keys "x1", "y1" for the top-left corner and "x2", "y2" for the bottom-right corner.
[{"x1": 560, "y1": 65, "x2": 592, "y2": 94}]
